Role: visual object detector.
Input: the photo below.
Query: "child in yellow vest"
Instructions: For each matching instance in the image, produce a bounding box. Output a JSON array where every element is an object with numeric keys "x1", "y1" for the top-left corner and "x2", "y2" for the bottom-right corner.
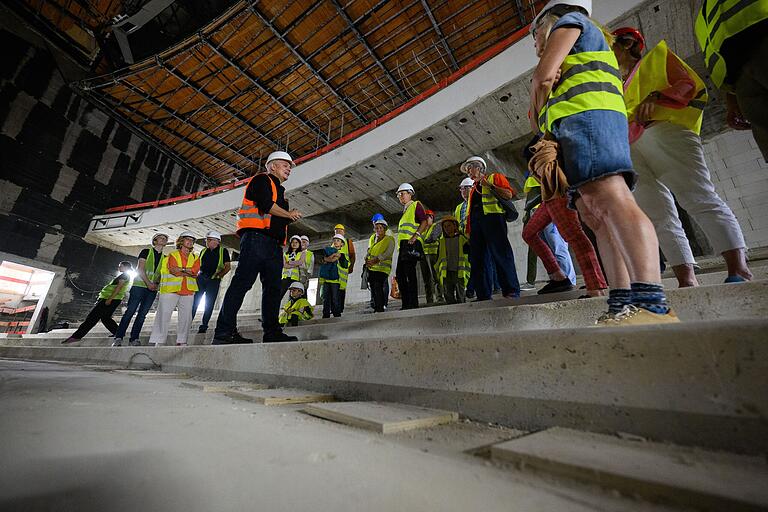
[
  {"x1": 436, "y1": 217, "x2": 470, "y2": 304},
  {"x1": 149, "y1": 232, "x2": 200, "y2": 346},
  {"x1": 279, "y1": 282, "x2": 314, "y2": 327}
]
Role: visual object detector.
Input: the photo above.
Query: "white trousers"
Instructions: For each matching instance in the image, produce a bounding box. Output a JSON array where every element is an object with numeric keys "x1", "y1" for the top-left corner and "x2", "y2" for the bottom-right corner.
[
  {"x1": 148, "y1": 293, "x2": 194, "y2": 345},
  {"x1": 631, "y1": 123, "x2": 746, "y2": 266}
]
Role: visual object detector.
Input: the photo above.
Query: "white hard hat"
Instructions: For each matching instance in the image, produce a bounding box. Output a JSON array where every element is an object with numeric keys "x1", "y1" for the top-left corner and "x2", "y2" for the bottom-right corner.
[
  {"x1": 532, "y1": 1, "x2": 592, "y2": 33},
  {"x1": 460, "y1": 177, "x2": 475, "y2": 188},
  {"x1": 289, "y1": 235, "x2": 302, "y2": 244},
  {"x1": 288, "y1": 281, "x2": 305, "y2": 292},
  {"x1": 152, "y1": 232, "x2": 169, "y2": 242},
  {"x1": 178, "y1": 231, "x2": 196, "y2": 240},
  {"x1": 332, "y1": 233, "x2": 346, "y2": 242},
  {"x1": 461, "y1": 156, "x2": 487, "y2": 173},
  {"x1": 206, "y1": 230, "x2": 222, "y2": 240},
  {"x1": 265, "y1": 150, "x2": 294, "y2": 168},
  {"x1": 373, "y1": 219, "x2": 388, "y2": 227},
  {"x1": 396, "y1": 183, "x2": 414, "y2": 194},
  {"x1": 300, "y1": 235, "x2": 310, "y2": 242}
]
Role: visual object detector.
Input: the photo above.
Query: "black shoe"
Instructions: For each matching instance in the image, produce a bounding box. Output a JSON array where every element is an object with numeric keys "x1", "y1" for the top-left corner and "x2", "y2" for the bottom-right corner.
[
  {"x1": 232, "y1": 332, "x2": 253, "y2": 344},
  {"x1": 197, "y1": 325, "x2": 207, "y2": 334},
  {"x1": 263, "y1": 332, "x2": 298, "y2": 343},
  {"x1": 537, "y1": 279, "x2": 575, "y2": 295},
  {"x1": 465, "y1": 291, "x2": 475, "y2": 299},
  {"x1": 211, "y1": 335, "x2": 235, "y2": 345}
]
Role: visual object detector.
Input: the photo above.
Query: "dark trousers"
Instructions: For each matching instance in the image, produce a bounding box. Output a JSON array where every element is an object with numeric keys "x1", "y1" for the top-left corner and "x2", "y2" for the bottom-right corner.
[
  {"x1": 322, "y1": 282, "x2": 342, "y2": 318},
  {"x1": 469, "y1": 213, "x2": 520, "y2": 300},
  {"x1": 72, "y1": 299, "x2": 120, "y2": 339},
  {"x1": 192, "y1": 274, "x2": 221, "y2": 329},
  {"x1": 114, "y1": 286, "x2": 157, "y2": 340},
  {"x1": 369, "y1": 277, "x2": 389, "y2": 309},
  {"x1": 420, "y1": 254, "x2": 440, "y2": 303},
  {"x1": 443, "y1": 270, "x2": 466, "y2": 304},
  {"x1": 396, "y1": 240, "x2": 421, "y2": 309},
  {"x1": 215, "y1": 232, "x2": 283, "y2": 338},
  {"x1": 368, "y1": 270, "x2": 388, "y2": 312}
]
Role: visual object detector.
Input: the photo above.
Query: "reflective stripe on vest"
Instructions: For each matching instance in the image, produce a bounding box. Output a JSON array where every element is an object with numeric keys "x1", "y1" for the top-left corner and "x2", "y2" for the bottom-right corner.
[
  {"x1": 695, "y1": 0, "x2": 768, "y2": 87},
  {"x1": 279, "y1": 297, "x2": 314, "y2": 324},
  {"x1": 159, "y1": 251, "x2": 199, "y2": 294},
  {"x1": 200, "y1": 247, "x2": 225, "y2": 279},
  {"x1": 436, "y1": 234, "x2": 470, "y2": 286},
  {"x1": 282, "y1": 251, "x2": 301, "y2": 281},
  {"x1": 368, "y1": 233, "x2": 394, "y2": 274},
  {"x1": 422, "y1": 224, "x2": 439, "y2": 255},
  {"x1": 543, "y1": 50, "x2": 626, "y2": 132},
  {"x1": 338, "y1": 240, "x2": 351, "y2": 290},
  {"x1": 133, "y1": 247, "x2": 158, "y2": 288},
  {"x1": 454, "y1": 202, "x2": 468, "y2": 234},
  {"x1": 623, "y1": 40, "x2": 708, "y2": 135},
  {"x1": 467, "y1": 175, "x2": 504, "y2": 216},
  {"x1": 397, "y1": 201, "x2": 421, "y2": 242},
  {"x1": 236, "y1": 176, "x2": 278, "y2": 232}
]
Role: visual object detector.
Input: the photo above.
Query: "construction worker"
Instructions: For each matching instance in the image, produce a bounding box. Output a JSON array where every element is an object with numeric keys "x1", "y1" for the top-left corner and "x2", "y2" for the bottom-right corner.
[
  {"x1": 454, "y1": 177, "x2": 477, "y2": 298},
  {"x1": 280, "y1": 235, "x2": 303, "y2": 300},
  {"x1": 613, "y1": 27, "x2": 752, "y2": 287},
  {"x1": 435, "y1": 216, "x2": 470, "y2": 304},
  {"x1": 333, "y1": 224, "x2": 355, "y2": 313},
  {"x1": 461, "y1": 156, "x2": 520, "y2": 300},
  {"x1": 149, "y1": 232, "x2": 199, "y2": 346},
  {"x1": 112, "y1": 233, "x2": 167, "y2": 346},
  {"x1": 319, "y1": 234, "x2": 349, "y2": 318},
  {"x1": 192, "y1": 230, "x2": 230, "y2": 334},
  {"x1": 299, "y1": 235, "x2": 314, "y2": 291},
  {"x1": 694, "y1": 0, "x2": 768, "y2": 159},
  {"x1": 419, "y1": 209, "x2": 441, "y2": 304},
  {"x1": 365, "y1": 217, "x2": 395, "y2": 312},
  {"x1": 530, "y1": 0, "x2": 676, "y2": 325},
  {"x1": 279, "y1": 282, "x2": 314, "y2": 327},
  {"x1": 63, "y1": 261, "x2": 133, "y2": 344},
  {"x1": 395, "y1": 183, "x2": 429, "y2": 309},
  {"x1": 213, "y1": 150, "x2": 302, "y2": 344}
]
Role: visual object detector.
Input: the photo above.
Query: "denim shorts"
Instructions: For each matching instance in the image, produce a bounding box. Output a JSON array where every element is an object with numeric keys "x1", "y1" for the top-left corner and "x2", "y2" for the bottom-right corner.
[{"x1": 551, "y1": 110, "x2": 637, "y2": 208}]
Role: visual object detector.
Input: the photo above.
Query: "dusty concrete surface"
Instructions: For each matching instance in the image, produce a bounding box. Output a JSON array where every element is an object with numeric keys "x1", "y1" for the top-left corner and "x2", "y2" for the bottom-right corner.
[{"x1": 0, "y1": 360, "x2": 679, "y2": 512}]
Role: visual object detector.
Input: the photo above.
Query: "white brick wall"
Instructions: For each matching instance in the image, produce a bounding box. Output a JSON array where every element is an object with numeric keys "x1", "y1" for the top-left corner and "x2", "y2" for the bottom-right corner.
[{"x1": 701, "y1": 130, "x2": 768, "y2": 249}]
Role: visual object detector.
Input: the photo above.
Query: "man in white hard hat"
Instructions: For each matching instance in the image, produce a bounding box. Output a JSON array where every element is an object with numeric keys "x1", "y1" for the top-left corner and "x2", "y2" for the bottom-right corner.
[
  {"x1": 192, "y1": 230, "x2": 231, "y2": 334},
  {"x1": 112, "y1": 232, "x2": 168, "y2": 346},
  {"x1": 213, "y1": 151, "x2": 303, "y2": 344},
  {"x1": 453, "y1": 178, "x2": 475, "y2": 297}
]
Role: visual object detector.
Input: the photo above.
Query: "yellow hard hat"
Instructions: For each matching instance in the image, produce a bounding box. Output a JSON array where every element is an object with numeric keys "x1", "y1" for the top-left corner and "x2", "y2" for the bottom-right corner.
[{"x1": 334, "y1": 224, "x2": 345, "y2": 230}]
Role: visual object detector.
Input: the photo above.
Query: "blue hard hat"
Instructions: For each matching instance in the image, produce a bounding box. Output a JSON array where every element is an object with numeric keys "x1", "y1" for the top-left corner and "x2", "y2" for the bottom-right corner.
[{"x1": 371, "y1": 213, "x2": 385, "y2": 223}]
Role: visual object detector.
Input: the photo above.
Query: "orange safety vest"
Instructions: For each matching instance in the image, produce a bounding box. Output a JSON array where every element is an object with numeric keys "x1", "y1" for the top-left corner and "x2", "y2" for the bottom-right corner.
[{"x1": 236, "y1": 175, "x2": 278, "y2": 233}]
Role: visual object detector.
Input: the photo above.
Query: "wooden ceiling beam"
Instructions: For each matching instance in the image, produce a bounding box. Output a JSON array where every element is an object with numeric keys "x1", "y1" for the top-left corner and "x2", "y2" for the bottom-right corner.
[
  {"x1": 419, "y1": 0, "x2": 459, "y2": 71},
  {"x1": 328, "y1": 0, "x2": 409, "y2": 102},
  {"x1": 247, "y1": 1, "x2": 368, "y2": 125}
]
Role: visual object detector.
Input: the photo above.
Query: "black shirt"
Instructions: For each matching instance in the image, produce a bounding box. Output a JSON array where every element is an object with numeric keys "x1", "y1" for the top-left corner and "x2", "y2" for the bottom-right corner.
[
  {"x1": 471, "y1": 187, "x2": 484, "y2": 213},
  {"x1": 200, "y1": 246, "x2": 231, "y2": 277},
  {"x1": 138, "y1": 248, "x2": 162, "y2": 267},
  {"x1": 720, "y1": 19, "x2": 768, "y2": 85},
  {"x1": 241, "y1": 173, "x2": 290, "y2": 243}
]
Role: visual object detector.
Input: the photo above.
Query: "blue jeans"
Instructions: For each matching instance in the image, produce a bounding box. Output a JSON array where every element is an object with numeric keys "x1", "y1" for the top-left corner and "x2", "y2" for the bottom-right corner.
[
  {"x1": 192, "y1": 274, "x2": 221, "y2": 329},
  {"x1": 552, "y1": 110, "x2": 637, "y2": 206},
  {"x1": 215, "y1": 232, "x2": 283, "y2": 338},
  {"x1": 541, "y1": 223, "x2": 576, "y2": 285},
  {"x1": 114, "y1": 286, "x2": 157, "y2": 341},
  {"x1": 322, "y1": 282, "x2": 342, "y2": 317},
  {"x1": 469, "y1": 213, "x2": 520, "y2": 299}
]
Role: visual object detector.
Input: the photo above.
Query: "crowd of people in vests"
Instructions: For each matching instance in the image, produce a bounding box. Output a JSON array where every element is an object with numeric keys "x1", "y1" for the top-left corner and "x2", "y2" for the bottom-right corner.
[{"x1": 63, "y1": 0, "x2": 765, "y2": 344}]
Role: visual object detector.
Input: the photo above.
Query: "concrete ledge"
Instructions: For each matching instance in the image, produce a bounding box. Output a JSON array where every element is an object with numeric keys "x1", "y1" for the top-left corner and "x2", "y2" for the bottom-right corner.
[{"x1": 2, "y1": 318, "x2": 766, "y2": 453}]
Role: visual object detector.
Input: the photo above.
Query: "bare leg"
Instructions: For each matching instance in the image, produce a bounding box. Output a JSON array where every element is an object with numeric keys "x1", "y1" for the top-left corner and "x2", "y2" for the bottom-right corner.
[
  {"x1": 722, "y1": 248, "x2": 752, "y2": 281},
  {"x1": 577, "y1": 176, "x2": 661, "y2": 285},
  {"x1": 576, "y1": 199, "x2": 630, "y2": 289},
  {"x1": 672, "y1": 263, "x2": 698, "y2": 288}
]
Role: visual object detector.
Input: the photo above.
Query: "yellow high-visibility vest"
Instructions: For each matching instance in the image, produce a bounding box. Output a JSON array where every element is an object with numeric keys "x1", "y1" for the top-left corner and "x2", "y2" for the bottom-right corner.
[
  {"x1": 436, "y1": 234, "x2": 470, "y2": 287},
  {"x1": 200, "y1": 246, "x2": 226, "y2": 279},
  {"x1": 367, "y1": 233, "x2": 394, "y2": 274},
  {"x1": 467, "y1": 175, "x2": 505, "y2": 216},
  {"x1": 398, "y1": 201, "x2": 422, "y2": 242},
  {"x1": 159, "y1": 250, "x2": 199, "y2": 294},
  {"x1": 133, "y1": 247, "x2": 159, "y2": 289},
  {"x1": 454, "y1": 202, "x2": 469, "y2": 234},
  {"x1": 338, "y1": 239, "x2": 351, "y2": 291},
  {"x1": 538, "y1": 48, "x2": 626, "y2": 133},
  {"x1": 279, "y1": 297, "x2": 314, "y2": 325},
  {"x1": 282, "y1": 251, "x2": 301, "y2": 281},
  {"x1": 695, "y1": 0, "x2": 768, "y2": 88},
  {"x1": 422, "y1": 224, "x2": 439, "y2": 255},
  {"x1": 624, "y1": 40, "x2": 708, "y2": 135}
]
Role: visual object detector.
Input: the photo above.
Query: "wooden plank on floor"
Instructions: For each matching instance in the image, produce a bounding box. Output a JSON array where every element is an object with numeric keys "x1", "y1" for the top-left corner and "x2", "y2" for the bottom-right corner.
[
  {"x1": 490, "y1": 427, "x2": 768, "y2": 511},
  {"x1": 303, "y1": 401, "x2": 459, "y2": 434},
  {"x1": 180, "y1": 381, "x2": 268, "y2": 393},
  {"x1": 113, "y1": 370, "x2": 187, "y2": 378},
  {"x1": 82, "y1": 364, "x2": 122, "y2": 371},
  {"x1": 224, "y1": 388, "x2": 334, "y2": 405}
]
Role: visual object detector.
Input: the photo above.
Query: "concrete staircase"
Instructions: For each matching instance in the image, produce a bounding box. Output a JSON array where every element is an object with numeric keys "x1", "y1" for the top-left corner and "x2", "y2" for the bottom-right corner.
[{"x1": 2, "y1": 266, "x2": 767, "y2": 510}]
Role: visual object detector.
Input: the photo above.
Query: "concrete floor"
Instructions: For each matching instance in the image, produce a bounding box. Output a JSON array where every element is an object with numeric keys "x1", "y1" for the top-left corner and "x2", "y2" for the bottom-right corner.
[{"x1": 0, "y1": 360, "x2": 681, "y2": 512}]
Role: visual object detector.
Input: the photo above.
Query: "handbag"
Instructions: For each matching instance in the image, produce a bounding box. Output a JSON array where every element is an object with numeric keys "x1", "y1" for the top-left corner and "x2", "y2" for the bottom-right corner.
[{"x1": 399, "y1": 241, "x2": 423, "y2": 262}]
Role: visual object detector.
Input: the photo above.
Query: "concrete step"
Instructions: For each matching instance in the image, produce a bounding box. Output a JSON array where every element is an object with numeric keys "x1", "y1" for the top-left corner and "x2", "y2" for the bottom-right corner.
[
  {"x1": 2, "y1": 317, "x2": 765, "y2": 454},
  {"x1": 9, "y1": 280, "x2": 767, "y2": 346},
  {"x1": 491, "y1": 427, "x2": 768, "y2": 511}
]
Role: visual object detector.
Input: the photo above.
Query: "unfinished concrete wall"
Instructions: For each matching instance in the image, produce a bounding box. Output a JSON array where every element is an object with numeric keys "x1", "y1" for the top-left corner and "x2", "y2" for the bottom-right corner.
[{"x1": 0, "y1": 19, "x2": 206, "y2": 324}]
